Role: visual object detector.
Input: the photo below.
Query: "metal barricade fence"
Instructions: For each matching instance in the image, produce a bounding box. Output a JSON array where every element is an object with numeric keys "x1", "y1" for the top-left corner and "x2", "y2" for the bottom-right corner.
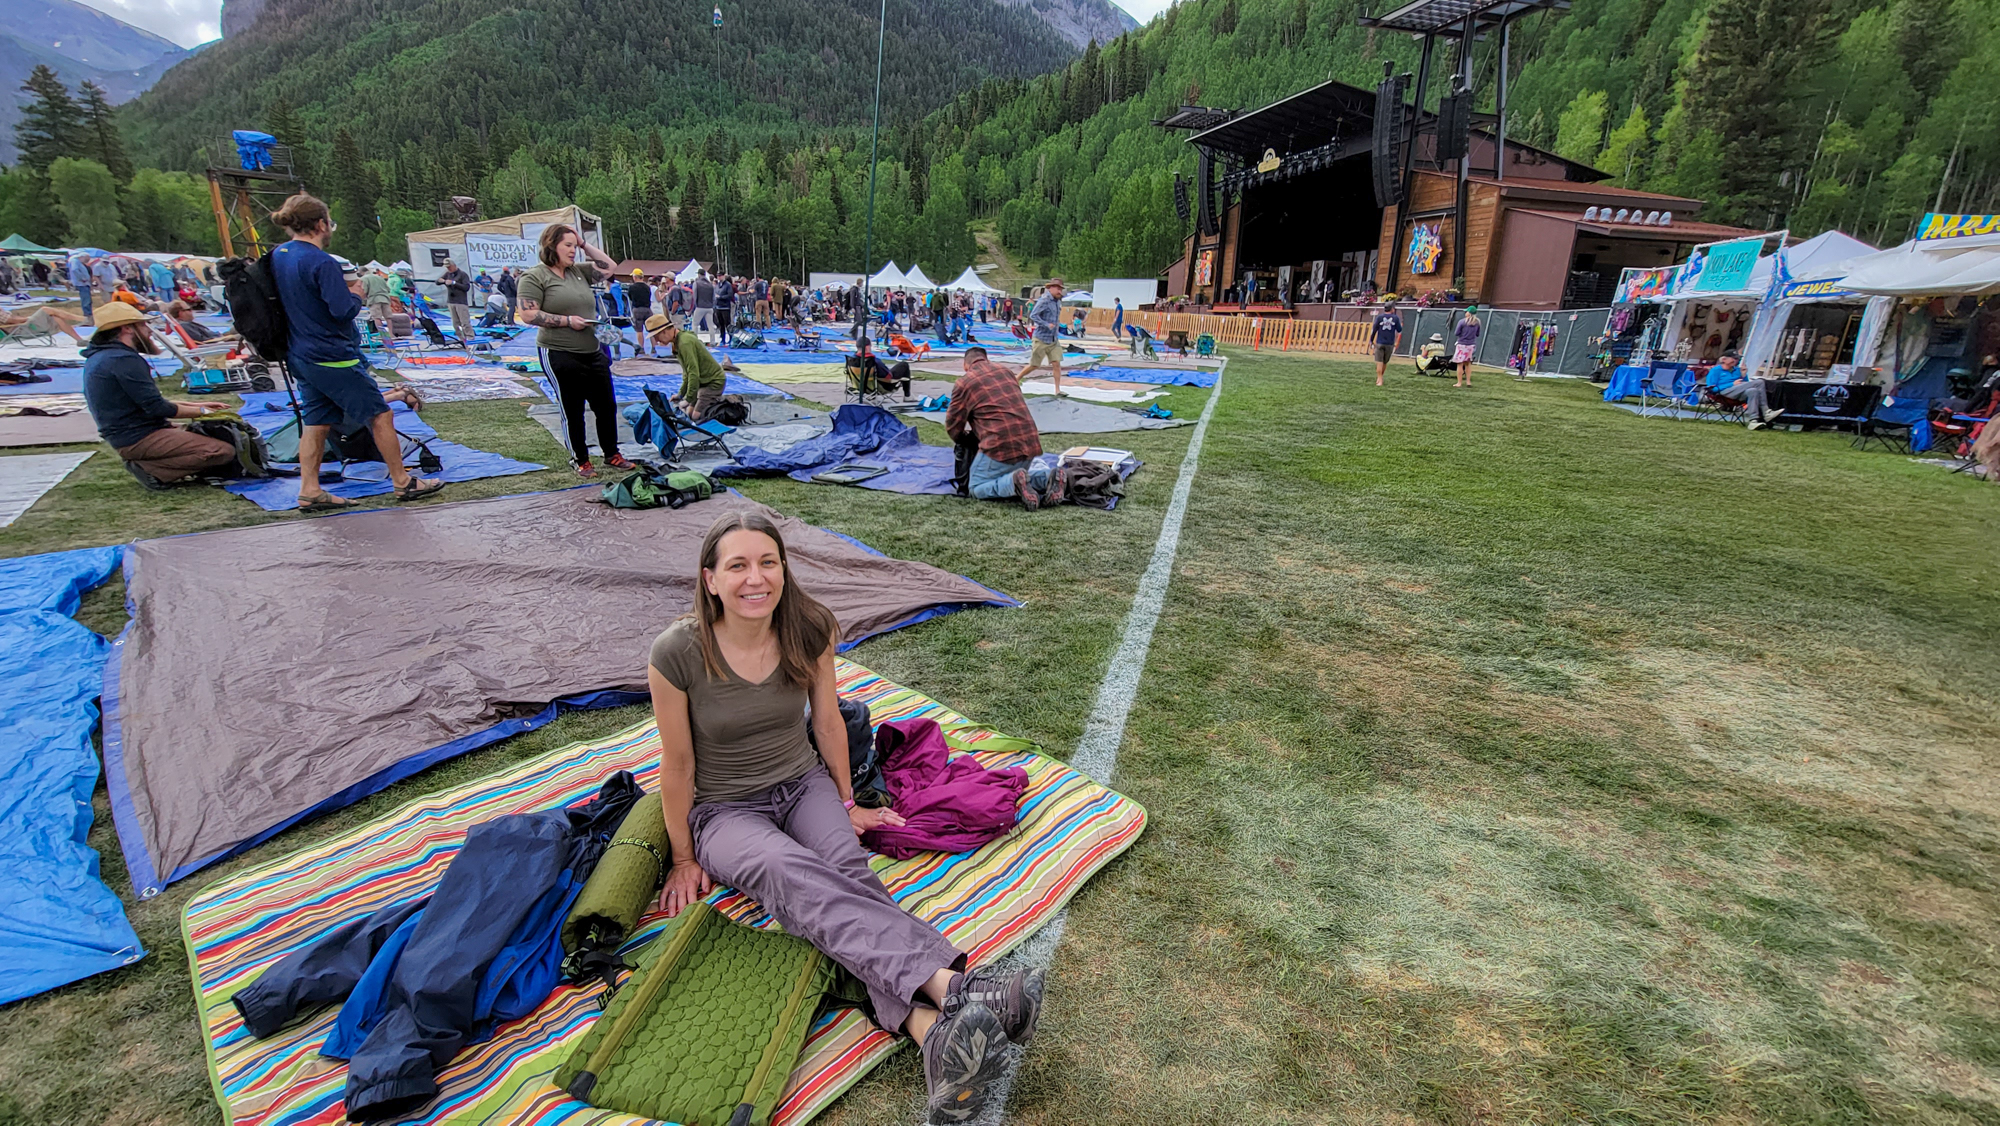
[{"x1": 1079, "y1": 305, "x2": 1612, "y2": 374}]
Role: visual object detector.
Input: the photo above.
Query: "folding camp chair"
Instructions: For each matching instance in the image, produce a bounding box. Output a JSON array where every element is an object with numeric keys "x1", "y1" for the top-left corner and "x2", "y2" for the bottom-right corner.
[
  {"x1": 1126, "y1": 325, "x2": 1159, "y2": 360},
  {"x1": 843, "y1": 353, "x2": 910, "y2": 408},
  {"x1": 641, "y1": 387, "x2": 732, "y2": 462},
  {"x1": 1852, "y1": 395, "x2": 1928, "y2": 454},
  {"x1": 1638, "y1": 363, "x2": 1690, "y2": 418}
]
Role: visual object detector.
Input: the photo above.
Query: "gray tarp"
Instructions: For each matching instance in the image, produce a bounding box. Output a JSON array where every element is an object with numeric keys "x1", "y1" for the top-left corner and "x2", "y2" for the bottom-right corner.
[
  {"x1": 104, "y1": 489, "x2": 1014, "y2": 895},
  {"x1": 917, "y1": 397, "x2": 1191, "y2": 434}
]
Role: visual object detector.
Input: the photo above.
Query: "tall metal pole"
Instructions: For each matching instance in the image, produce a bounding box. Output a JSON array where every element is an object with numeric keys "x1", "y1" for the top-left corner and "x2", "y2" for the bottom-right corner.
[
  {"x1": 1496, "y1": 16, "x2": 1510, "y2": 182},
  {"x1": 860, "y1": 0, "x2": 888, "y2": 282},
  {"x1": 1451, "y1": 10, "x2": 1474, "y2": 295}
]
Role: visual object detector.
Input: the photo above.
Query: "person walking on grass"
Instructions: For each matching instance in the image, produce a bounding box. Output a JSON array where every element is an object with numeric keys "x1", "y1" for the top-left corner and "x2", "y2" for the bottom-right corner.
[
  {"x1": 1017, "y1": 277, "x2": 1068, "y2": 397},
  {"x1": 440, "y1": 258, "x2": 475, "y2": 342},
  {"x1": 692, "y1": 270, "x2": 717, "y2": 343},
  {"x1": 518, "y1": 222, "x2": 633, "y2": 479},
  {"x1": 268, "y1": 193, "x2": 444, "y2": 512},
  {"x1": 626, "y1": 270, "x2": 656, "y2": 356},
  {"x1": 1452, "y1": 305, "x2": 1482, "y2": 388},
  {"x1": 1370, "y1": 299, "x2": 1403, "y2": 387}
]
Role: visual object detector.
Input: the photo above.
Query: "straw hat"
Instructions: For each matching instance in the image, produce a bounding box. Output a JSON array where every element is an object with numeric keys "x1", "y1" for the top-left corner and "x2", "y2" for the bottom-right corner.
[
  {"x1": 644, "y1": 312, "x2": 680, "y2": 335},
  {"x1": 92, "y1": 303, "x2": 148, "y2": 332}
]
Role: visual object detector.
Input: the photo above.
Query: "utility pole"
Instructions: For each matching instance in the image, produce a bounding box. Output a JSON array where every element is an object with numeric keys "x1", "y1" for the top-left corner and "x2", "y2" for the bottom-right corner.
[{"x1": 861, "y1": 0, "x2": 888, "y2": 281}]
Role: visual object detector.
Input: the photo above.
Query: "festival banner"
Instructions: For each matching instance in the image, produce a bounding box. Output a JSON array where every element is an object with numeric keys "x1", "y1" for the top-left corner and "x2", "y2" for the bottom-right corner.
[
  {"x1": 1916, "y1": 213, "x2": 2000, "y2": 242},
  {"x1": 1407, "y1": 222, "x2": 1443, "y2": 276},
  {"x1": 466, "y1": 237, "x2": 537, "y2": 268},
  {"x1": 1614, "y1": 265, "x2": 1680, "y2": 303},
  {"x1": 1689, "y1": 236, "x2": 1762, "y2": 292}
]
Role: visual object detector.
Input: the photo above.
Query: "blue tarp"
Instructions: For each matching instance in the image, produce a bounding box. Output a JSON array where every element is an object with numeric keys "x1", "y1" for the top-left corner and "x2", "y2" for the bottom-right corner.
[
  {"x1": 233, "y1": 130, "x2": 277, "y2": 171},
  {"x1": 0, "y1": 546, "x2": 145, "y2": 1005},
  {"x1": 0, "y1": 369, "x2": 84, "y2": 395},
  {"x1": 221, "y1": 394, "x2": 545, "y2": 510},
  {"x1": 1078, "y1": 366, "x2": 1217, "y2": 387},
  {"x1": 719, "y1": 404, "x2": 959, "y2": 495},
  {"x1": 532, "y1": 373, "x2": 789, "y2": 404}
]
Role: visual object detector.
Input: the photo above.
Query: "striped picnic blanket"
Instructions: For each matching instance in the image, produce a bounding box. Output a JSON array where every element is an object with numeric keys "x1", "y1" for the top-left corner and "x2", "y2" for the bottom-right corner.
[{"x1": 183, "y1": 660, "x2": 1146, "y2": 1126}]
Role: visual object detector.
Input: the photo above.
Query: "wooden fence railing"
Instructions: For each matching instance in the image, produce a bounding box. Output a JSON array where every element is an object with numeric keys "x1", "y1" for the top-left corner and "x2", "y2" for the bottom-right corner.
[{"x1": 1080, "y1": 307, "x2": 1372, "y2": 355}]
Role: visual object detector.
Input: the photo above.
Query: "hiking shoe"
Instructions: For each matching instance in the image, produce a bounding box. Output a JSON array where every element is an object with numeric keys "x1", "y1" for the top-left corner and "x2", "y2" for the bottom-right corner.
[
  {"x1": 1012, "y1": 469, "x2": 1039, "y2": 511},
  {"x1": 124, "y1": 460, "x2": 171, "y2": 492},
  {"x1": 604, "y1": 454, "x2": 636, "y2": 470},
  {"x1": 1746, "y1": 419, "x2": 1765, "y2": 431},
  {"x1": 575, "y1": 460, "x2": 597, "y2": 478},
  {"x1": 943, "y1": 966, "x2": 1044, "y2": 1046},
  {"x1": 922, "y1": 1000, "x2": 1009, "y2": 1123},
  {"x1": 1039, "y1": 469, "x2": 1067, "y2": 508}
]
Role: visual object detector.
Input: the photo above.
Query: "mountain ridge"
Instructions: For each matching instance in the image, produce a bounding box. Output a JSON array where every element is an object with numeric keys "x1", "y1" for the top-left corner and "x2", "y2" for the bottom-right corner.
[{"x1": 2, "y1": 0, "x2": 188, "y2": 164}]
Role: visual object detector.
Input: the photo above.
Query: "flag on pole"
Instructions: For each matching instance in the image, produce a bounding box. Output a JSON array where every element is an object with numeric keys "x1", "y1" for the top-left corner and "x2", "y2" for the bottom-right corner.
[{"x1": 713, "y1": 5, "x2": 723, "y2": 26}]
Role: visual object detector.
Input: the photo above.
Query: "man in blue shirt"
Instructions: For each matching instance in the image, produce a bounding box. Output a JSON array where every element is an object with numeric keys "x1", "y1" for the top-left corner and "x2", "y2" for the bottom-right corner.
[
  {"x1": 67, "y1": 254, "x2": 94, "y2": 317},
  {"x1": 269, "y1": 192, "x2": 443, "y2": 510},
  {"x1": 1017, "y1": 277, "x2": 1067, "y2": 396},
  {"x1": 1111, "y1": 297, "x2": 1124, "y2": 339},
  {"x1": 1703, "y1": 351, "x2": 1778, "y2": 429},
  {"x1": 81, "y1": 303, "x2": 235, "y2": 488},
  {"x1": 1371, "y1": 299, "x2": 1403, "y2": 387}
]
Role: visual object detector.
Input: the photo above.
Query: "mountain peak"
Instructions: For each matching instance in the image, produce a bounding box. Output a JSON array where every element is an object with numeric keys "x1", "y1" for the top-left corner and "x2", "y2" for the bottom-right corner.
[{"x1": 991, "y1": 0, "x2": 1139, "y2": 48}]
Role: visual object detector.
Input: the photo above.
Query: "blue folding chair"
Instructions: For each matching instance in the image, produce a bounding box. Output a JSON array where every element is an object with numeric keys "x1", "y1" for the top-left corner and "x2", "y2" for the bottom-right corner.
[
  {"x1": 1638, "y1": 363, "x2": 1692, "y2": 418},
  {"x1": 635, "y1": 387, "x2": 732, "y2": 462}
]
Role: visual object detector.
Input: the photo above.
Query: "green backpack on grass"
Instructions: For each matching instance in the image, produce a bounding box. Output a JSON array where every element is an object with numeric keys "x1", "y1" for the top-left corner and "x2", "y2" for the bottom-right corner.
[{"x1": 600, "y1": 466, "x2": 713, "y2": 510}]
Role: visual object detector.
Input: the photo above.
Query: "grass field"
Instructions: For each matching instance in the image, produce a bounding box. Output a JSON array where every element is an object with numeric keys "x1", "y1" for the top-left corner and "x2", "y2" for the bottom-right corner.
[{"x1": 1, "y1": 351, "x2": 1996, "y2": 1125}]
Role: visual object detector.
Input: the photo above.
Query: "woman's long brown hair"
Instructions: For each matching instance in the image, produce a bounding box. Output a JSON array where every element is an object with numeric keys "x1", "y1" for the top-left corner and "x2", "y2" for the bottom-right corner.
[{"x1": 691, "y1": 511, "x2": 836, "y2": 688}]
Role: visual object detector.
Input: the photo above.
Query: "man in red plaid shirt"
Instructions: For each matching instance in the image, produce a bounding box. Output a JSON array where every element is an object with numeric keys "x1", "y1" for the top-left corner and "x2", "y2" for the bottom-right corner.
[{"x1": 944, "y1": 346, "x2": 1063, "y2": 509}]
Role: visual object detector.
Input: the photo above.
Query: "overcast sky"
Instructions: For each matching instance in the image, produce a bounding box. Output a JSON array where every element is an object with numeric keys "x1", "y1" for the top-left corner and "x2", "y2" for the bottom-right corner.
[{"x1": 78, "y1": 0, "x2": 1168, "y2": 52}]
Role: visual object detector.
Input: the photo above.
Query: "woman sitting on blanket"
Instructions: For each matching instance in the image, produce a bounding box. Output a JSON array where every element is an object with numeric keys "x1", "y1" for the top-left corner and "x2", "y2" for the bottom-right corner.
[{"x1": 650, "y1": 512, "x2": 1040, "y2": 1122}]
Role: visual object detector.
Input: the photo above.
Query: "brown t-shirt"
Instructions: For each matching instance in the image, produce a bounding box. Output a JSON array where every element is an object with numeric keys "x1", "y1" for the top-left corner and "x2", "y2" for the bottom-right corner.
[{"x1": 649, "y1": 618, "x2": 820, "y2": 804}]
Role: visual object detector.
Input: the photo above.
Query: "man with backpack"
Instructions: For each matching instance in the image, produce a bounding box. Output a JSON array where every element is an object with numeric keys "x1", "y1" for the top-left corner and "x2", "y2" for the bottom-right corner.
[
  {"x1": 82, "y1": 303, "x2": 237, "y2": 489},
  {"x1": 265, "y1": 192, "x2": 444, "y2": 511}
]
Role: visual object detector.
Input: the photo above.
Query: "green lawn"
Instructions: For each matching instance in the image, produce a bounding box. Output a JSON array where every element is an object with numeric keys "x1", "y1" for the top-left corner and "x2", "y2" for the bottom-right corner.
[{"x1": 1, "y1": 353, "x2": 1996, "y2": 1125}]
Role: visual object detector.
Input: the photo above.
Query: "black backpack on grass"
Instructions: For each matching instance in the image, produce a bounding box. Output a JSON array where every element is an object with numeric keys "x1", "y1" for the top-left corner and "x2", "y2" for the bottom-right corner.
[{"x1": 218, "y1": 252, "x2": 290, "y2": 360}]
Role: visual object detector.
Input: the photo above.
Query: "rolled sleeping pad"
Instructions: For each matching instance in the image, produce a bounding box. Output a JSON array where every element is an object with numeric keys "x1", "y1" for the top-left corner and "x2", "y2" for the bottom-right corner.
[{"x1": 563, "y1": 792, "x2": 668, "y2": 961}]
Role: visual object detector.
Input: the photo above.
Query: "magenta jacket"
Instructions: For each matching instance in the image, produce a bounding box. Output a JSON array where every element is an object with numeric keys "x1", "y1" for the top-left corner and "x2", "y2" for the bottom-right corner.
[{"x1": 860, "y1": 718, "x2": 1026, "y2": 859}]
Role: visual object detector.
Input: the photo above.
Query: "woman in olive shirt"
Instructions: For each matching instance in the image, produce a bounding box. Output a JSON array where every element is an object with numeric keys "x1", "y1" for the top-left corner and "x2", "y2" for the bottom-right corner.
[
  {"x1": 649, "y1": 512, "x2": 1042, "y2": 1122},
  {"x1": 517, "y1": 223, "x2": 631, "y2": 477}
]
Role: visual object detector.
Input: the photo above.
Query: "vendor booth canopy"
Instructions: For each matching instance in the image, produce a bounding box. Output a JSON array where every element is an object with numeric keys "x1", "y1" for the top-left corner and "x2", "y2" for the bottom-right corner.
[
  {"x1": 868, "y1": 262, "x2": 908, "y2": 288},
  {"x1": 0, "y1": 234, "x2": 58, "y2": 254},
  {"x1": 1836, "y1": 231, "x2": 2000, "y2": 296},
  {"x1": 103, "y1": 490, "x2": 1016, "y2": 896},
  {"x1": 943, "y1": 267, "x2": 1002, "y2": 295},
  {"x1": 901, "y1": 265, "x2": 936, "y2": 290},
  {"x1": 674, "y1": 259, "x2": 703, "y2": 283}
]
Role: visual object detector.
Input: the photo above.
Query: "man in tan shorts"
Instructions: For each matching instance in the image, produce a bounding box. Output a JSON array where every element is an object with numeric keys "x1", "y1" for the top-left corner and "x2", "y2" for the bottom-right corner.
[{"x1": 1017, "y1": 277, "x2": 1067, "y2": 397}]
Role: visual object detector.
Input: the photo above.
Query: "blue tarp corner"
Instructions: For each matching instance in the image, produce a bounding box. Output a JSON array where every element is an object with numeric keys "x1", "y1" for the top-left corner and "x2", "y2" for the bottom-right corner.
[{"x1": 0, "y1": 546, "x2": 145, "y2": 1005}]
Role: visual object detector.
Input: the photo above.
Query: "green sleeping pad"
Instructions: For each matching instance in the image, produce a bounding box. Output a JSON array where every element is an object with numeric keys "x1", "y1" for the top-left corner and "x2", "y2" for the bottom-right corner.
[
  {"x1": 562, "y1": 793, "x2": 668, "y2": 973},
  {"x1": 556, "y1": 901, "x2": 852, "y2": 1126}
]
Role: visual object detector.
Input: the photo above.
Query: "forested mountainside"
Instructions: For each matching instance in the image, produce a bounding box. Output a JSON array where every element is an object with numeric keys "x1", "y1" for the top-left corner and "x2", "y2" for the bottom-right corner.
[
  {"x1": 992, "y1": 0, "x2": 1140, "y2": 48},
  {"x1": 119, "y1": 0, "x2": 1078, "y2": 171},
  {"x1": 1, "y1": 0, "x2": 188, "y2": 164},
  {"x1": 19, "y1": 0, "x2": 1991, "y2": 284}
]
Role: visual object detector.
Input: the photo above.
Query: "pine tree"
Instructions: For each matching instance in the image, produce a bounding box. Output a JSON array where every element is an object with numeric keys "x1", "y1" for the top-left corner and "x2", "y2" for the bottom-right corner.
[
  {"x1": 1215, "y1": 0, "x2": 1240, "y2": 36},
  {"x1": 763, "y1": 133, "x2": 786, "y2": 182},
  {"x1": 76, "y1": 81, "x2": 132, "y2": 185},
  {"x1": 646, "y1": 128, "x2": 666, "y2": 165},
  {"x1": 15, "y1": 65, "x2": 84, "y2": 174},
  {"x1": 640, "y1": 171, "x2": 671, "y2": 257}
]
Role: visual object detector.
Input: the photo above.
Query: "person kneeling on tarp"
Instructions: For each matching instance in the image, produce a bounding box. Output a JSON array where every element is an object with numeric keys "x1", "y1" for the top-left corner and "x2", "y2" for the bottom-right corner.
[
  {"x1": 650, "y1": 512, "x2": 1043, "y2": 1123},
  {"x1": 82, "y1": 303, "x2": 236, "y2": 489},
  {"x1": 644, "y1": 312, "x2": 729, "y2": 422},
  {"x1": 945, "y1": 345, "x2": 1063, "y2": 509}
]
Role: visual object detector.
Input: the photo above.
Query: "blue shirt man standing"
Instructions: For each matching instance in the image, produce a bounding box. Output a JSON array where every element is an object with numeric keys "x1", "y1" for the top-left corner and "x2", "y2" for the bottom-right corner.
[{"x1": 1370, "y1": 300, "x2": 1403, "y2": 387}]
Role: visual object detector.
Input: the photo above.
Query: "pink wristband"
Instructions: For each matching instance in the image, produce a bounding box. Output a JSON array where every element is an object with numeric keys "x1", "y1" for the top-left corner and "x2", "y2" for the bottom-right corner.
[{"x1": 843, "y1": 798, "x2": 857, "y2": 810}]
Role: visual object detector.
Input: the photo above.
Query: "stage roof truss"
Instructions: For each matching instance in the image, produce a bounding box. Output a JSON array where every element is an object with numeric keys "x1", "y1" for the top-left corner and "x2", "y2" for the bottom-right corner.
[{"x1": 1357, "y1": 0, "x2": 1569, "y2": 36}]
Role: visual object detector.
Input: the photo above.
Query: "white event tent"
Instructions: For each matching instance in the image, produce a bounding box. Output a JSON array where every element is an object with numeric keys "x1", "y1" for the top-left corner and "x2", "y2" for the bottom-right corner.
[
  {"x1": 943, "y1": 267, "x2": 1003, "y2": 295},
  {"x1": 902, "y1": 265, "x2": 937, "y2": 290},
  {"x1": 867, "y1": 262, "x2": 908, "y2": 289}
]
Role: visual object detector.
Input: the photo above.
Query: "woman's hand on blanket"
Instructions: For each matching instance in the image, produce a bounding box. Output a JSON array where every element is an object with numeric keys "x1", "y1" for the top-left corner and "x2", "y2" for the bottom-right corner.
[
  {"x1": 848, "y1": 805, "x2": 907, "y2": 835},
  {"x1": 658, "y1": 858, "x2": 712, "y2": 917}
]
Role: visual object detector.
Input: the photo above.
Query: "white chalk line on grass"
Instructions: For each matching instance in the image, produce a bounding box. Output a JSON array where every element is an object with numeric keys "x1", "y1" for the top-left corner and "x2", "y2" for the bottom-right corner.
[{"x1": 962, "y1": 360, "x2": 1227, "y2": 1125}]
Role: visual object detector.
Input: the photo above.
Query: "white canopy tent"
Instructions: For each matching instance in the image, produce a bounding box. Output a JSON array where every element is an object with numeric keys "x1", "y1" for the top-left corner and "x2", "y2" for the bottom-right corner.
[
  {"x1": 867, "y1": 262, "x2": 908, "y2": 289},
  {"x1": 674, "y1": 259, "x2": 702, "y2": 283},
  {"x1": 902, "y1": 265, "x2": 936, "y2": 290},
  {"x1": 943, "y1": 266, "x2": 1003, "y2": 295},
  {"x1": 1834, "y1": 231, "x2": 2000, "y2": 296}
]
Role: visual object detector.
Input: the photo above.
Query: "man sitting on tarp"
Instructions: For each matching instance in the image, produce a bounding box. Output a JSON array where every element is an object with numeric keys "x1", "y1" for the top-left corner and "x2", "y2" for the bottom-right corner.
[
  {"x1": 643, "y1": 313, "x2": 728, "y2": 421},
  {"x1": 82, "y1": 303, "x2": 236, "y2": 489},
  {"x1": 944, "y1": 346, "x2": 1062, "y2": 510}
]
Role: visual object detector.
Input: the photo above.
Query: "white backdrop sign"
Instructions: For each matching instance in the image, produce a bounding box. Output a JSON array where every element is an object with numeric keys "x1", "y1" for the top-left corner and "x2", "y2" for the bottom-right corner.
[{"x1": 466, "y1": 237, "x2": 537, "y2": 268}]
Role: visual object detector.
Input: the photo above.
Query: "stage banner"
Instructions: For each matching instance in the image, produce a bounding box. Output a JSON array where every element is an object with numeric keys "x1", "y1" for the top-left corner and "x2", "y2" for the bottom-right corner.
[
  {"x1": 1690, "y1": 236, "x2": 1762, "y2": 292},
  {"x1": 1916, "y1": 213, "x2": 2000, "y2": 241},
  {"x1": 466, "y1": 237, "x2": 537, "y2": 268}
]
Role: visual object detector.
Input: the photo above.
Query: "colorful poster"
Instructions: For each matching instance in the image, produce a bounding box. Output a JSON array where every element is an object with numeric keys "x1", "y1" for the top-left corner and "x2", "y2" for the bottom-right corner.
[
  {"x1": 1689, "y1": 236, "x2": 1762, "y2": 292},
  {"x1": 1194, "y1": 249, "x2": 1215, "y2": 287},
  {"x1": 1917, "y1": 213, "x2": 2000, "y2": 241},
  {"x1": 1407, "y1": 222, "x2": 1443, "y2": 276},
  {"x1": 1614, "y1": 265, "x2": 1680, "y2": 303}
]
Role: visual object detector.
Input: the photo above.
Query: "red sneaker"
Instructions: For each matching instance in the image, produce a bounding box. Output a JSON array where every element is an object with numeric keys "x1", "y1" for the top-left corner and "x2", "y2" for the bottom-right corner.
[
  {"x1": 575, "y1": 461, "x2": 597, "y2": 478},
  {"x1": 604, "y1": 454, "x2": 635, "y2": 470}
]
